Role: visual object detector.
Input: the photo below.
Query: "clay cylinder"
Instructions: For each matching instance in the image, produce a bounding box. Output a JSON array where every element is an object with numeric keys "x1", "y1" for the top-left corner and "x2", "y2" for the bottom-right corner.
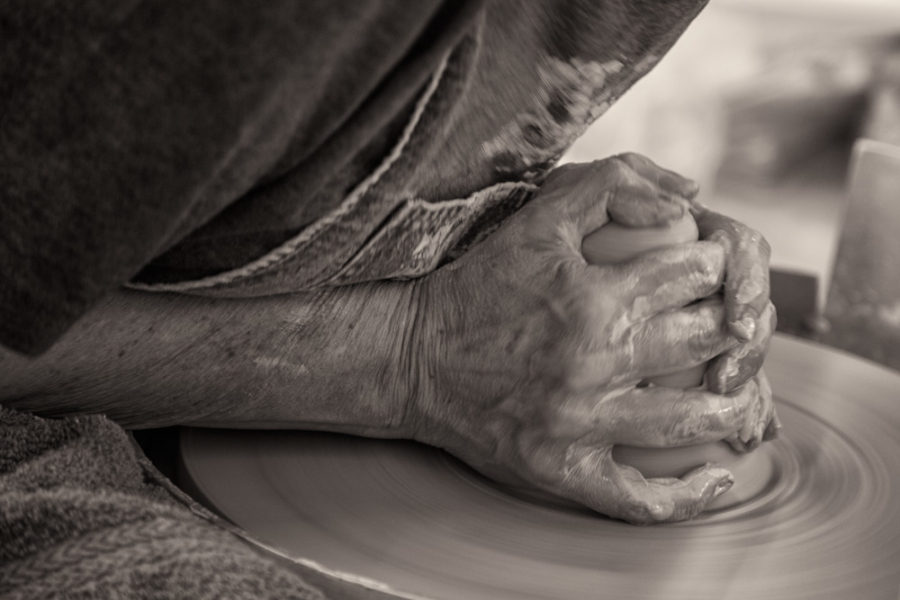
[{"x1": 582, "y1": 215, "x2": 741, "y2": 479}]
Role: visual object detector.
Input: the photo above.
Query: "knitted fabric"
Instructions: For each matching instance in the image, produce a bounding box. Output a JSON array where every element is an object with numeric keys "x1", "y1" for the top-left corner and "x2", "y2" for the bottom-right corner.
[{"x1": 0, "y1": 406, "x2": 412, "y2": 599}]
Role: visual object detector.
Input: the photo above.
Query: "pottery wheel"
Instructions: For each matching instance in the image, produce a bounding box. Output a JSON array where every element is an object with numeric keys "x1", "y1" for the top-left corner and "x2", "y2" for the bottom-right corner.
[{"x1": 179, "y1": 335, "x2": 900, "y2": 599}]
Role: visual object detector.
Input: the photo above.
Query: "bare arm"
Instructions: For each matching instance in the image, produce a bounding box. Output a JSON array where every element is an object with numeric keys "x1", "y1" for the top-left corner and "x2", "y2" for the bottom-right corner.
[{"x1": 0, "y1": 283, "x2": 420, "y2": 433}]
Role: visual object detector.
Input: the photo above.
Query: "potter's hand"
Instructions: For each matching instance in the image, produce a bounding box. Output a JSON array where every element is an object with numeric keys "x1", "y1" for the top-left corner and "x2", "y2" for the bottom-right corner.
[
  {"x1": 690, "y1": 202, "x2": 780, "y2": 446},
  {"x1": 406, "y1": 157, "x2": 770, "y2": 524}
]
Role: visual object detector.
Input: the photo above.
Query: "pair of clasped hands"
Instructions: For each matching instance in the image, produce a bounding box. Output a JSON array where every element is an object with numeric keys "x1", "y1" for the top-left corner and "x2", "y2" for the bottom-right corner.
[{"x1": 406, "y1": 154, "x2": 778, "y2": 524}]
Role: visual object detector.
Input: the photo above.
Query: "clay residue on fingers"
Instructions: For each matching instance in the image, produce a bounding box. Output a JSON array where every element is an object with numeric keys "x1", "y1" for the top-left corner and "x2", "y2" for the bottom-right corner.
[{"x1": 734, "y1": 262, "x2": 767, "y2": 305}]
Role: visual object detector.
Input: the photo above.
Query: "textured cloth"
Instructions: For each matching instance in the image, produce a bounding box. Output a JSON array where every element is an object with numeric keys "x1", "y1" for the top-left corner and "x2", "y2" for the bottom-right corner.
[
  {"x1": 0, "y1": 406, "x2": 322, "y2": 599},
  {"x1": 0, "y1": 0, "x2": 471, "y2": 354},
  {"x1": 1, "y1": 1, "x2": 709, "y2": 598},
  {"x1": 0, "y1": 0, "x2": 707, "y2": 355},
  {"x1": 0, "y1": 405, "x2": 423, "y2": 599}
]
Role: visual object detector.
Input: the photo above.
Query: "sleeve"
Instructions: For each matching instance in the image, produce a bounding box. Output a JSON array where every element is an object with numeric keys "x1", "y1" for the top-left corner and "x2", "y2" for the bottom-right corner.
[
  {"x1": 0, "y1": 0, "x2": 449, "y2": 355},
  {"x1": 0, "y1": 405, "x2": 406, "y2": 599}
]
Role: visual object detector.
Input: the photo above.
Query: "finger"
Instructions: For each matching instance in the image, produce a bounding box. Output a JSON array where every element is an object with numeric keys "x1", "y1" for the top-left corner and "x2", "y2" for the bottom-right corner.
[
  {"x1": 693, "y1": 210, "x2": 772, "y2": 341},
  {"x1": 600, "y1": 384, "x2": 760, "y2": 448},
  {"x1": 533, "y1": 160, "x2": 636, "y2": 237},
  {"x1": 583, "y1": 241, "x2": 725, "y2": 314},
  {"x1": 753, "y1": 370, "x2": 775, "y2": 445},
  {"x1": 605, "y1": 177, "x2": 687, "y2": 228},
  {"x1": 626, "y1": 297, "x2": 737, "y2": 379},
  {"x1": 613, "y1": 153, "x2": 701, "y2": 201},
  {"x1": 707, "y1": 301, "x2": 776, "y2": 393},
  {"x1": 723, "y1": 239, "x2": 771, "y2": 342},
  {"x1": 562, "y1": 447, "x2": 733, "y2": 524},
  {"x1": 722, "y1": 374, "x2": 774, "y2": 452},
  {"x1": 629, "y1": 464, "x2": 734, "y2": 524},
  {"x1": 604, "y1": 154, "x2": 692, "y2": 227}
]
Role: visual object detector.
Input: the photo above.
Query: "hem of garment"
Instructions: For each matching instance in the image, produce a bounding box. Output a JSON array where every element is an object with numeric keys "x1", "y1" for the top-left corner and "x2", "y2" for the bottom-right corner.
[{"x1": 125, "y1": 51, "x2": 451, "y2": 294}]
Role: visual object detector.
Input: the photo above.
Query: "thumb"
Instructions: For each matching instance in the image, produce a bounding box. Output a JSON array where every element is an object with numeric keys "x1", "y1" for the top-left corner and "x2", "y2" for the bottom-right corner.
[
  {"x1": 606, "y1": 175, "x2": 689, "y2": 228},
  {"x1": 537, "y1": 159, "x2": 688, "y2": 241}
]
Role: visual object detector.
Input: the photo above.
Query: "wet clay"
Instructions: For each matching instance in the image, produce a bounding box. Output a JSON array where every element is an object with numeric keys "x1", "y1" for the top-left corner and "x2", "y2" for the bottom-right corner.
[{"x1": 582, "y1": 215, "x2": 744, "y2": 481}]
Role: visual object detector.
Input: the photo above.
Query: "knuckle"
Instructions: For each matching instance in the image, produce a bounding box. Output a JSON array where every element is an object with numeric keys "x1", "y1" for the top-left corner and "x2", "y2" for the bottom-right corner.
[
  {"x1": 707, "y1": 229, "x2": 731, "y2": 250},
  {"x1": 685, "y1": 243, "x2": 725, "y2": 284},
  {"x1": 613, "y1": 152, "x2": 648, "y2": 169},
  {"x1": 603, "y1": 155, "x2": 634, "y2": 181},
  {"x1": 737, "y1": 226, "x2": 771, "y2": 260}
]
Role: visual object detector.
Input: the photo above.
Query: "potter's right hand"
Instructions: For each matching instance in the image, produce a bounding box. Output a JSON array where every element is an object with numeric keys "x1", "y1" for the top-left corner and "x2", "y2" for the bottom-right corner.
[{"x1": 405, "y1": 157, "x2": 774, "y2": 524}]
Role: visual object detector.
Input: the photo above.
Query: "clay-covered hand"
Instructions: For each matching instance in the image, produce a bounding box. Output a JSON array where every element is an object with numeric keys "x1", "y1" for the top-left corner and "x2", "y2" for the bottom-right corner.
[
  {"x1": 689, "y1": 202, "x2": 781, "y2": 444},
  {"x1": 405, "y1": 156, "x2": 772, "y2": 524},
  {"x1": 613, "y1": 153, "x2": 780, "y2": 443}
]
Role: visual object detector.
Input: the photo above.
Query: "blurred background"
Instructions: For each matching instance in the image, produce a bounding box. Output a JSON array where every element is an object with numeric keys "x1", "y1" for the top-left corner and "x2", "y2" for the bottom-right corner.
[{"x1": 563, "y1": 0, "x2": 900, "y2": 366}]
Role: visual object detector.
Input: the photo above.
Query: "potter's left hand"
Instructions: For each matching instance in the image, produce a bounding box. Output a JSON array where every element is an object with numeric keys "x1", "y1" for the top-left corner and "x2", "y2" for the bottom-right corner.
[
  {"x1": 597, "y1": 153, "x2": 780, "y2": 447},
  {"x1": 690, "y1": 202, "x2": 780, "y2": 445}
]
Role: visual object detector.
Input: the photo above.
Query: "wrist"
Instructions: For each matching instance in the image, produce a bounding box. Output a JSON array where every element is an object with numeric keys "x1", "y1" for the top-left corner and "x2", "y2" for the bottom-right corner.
[
  {"x1": 392, "y1": 276, "x2": 430, "y2": 440},
  {"x1": 341, "y1": 278, "x2": 429, "y2": 439},
  {"x1": 260, "y1": 282, "x2": 424, "y2": 438},
  {"x1": 399, "y1": 268, "x2": 468, "y2": 449},
  {"x1": 177, "y1": 283, "x2": 425, "y2": 437}
]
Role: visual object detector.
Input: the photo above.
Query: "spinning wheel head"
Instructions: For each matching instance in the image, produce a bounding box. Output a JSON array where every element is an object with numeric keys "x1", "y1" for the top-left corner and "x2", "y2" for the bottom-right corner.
[{"x1": 179, "y1": 336, "x2": 900, "y2": 600}]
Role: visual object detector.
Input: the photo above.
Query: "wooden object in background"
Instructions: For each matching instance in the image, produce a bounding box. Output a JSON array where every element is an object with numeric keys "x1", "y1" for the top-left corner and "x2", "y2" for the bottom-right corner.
[
  {"x1": 823, "y1": 139, "x2": 900, "y2": 371},
  {"x1": 863, "y1": 48, "x2": 900, "y2": 146}
]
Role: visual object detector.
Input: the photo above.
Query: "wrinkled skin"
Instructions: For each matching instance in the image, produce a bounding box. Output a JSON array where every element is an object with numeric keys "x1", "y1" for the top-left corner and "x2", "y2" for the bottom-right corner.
[
  {"x1": 407, "y1": 154, "x2": 778, "y2": 524},
  {"x1": 693, "y1": 201, "x2": 782, "y2": 448}
]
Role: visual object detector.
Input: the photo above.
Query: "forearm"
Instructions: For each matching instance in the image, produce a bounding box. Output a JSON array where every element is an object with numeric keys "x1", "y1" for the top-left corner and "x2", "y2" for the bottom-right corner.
[{"x1": 0, "y1": 284, "x2": 420, "y2": 433}]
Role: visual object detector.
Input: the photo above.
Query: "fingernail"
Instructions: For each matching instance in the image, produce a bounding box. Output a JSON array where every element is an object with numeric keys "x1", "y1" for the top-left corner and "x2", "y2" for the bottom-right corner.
[
  {"x1": 731, "y1": 315, "x2": 755, "y2": 342},
  {"x1": 726, "y1": 435, "x2": 747, "y2": 453},
  {"x1": 763, "y1": 414, "x2": 783, "y2": 441},
  {"x1": 713, "y1": 474, "x2": 735, "y2": 498}
]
